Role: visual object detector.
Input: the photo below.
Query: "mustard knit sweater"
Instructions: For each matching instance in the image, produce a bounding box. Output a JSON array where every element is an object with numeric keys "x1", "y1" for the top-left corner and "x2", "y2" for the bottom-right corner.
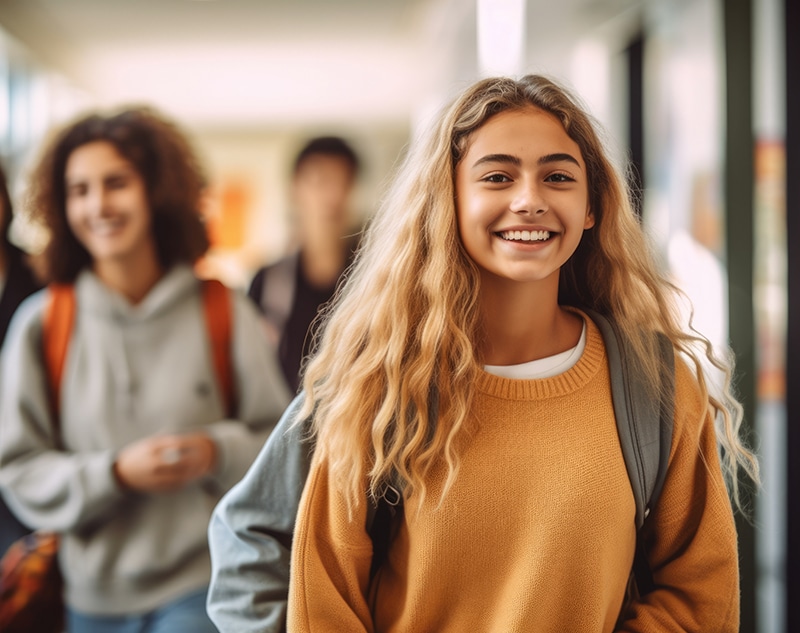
[{"x1": 288, "y1": 316, "x2": 739, "y2": 632}]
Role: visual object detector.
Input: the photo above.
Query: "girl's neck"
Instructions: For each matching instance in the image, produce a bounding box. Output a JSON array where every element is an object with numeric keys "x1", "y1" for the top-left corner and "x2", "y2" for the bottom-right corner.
[
  {"x1": 478, "y1": 276, "x2": 583, "y2": 366},
  {"x1": 93, "y1": 246, "x2": 164, "y2": 305}
]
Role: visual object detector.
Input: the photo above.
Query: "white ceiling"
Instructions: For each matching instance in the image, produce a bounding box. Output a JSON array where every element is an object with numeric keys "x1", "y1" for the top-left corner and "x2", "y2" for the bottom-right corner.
[{"x1": 0, "y1": 0, "x2": 643, "y2": 131}]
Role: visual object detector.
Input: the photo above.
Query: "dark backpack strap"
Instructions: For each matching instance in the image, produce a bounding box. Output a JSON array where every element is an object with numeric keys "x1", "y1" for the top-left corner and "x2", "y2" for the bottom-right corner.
[
  {"x1": 366, "y1": 390, "x2": 438, "y2": 583},
  {"x1": 368, "y1": 484, "x2": 403, "y2": 583},
  {"x1": 201, "y1": 279, "x2": 236, "y2": 418},
  {"x1": 586, "y1": 309, "x2": 674, "y2": 593}
]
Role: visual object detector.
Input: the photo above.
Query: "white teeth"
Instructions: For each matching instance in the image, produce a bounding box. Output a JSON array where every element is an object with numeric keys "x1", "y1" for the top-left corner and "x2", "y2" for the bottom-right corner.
[
  {"x1": 88, "y1": 218, "x2": 126, "y2": 236},
  {"x1": 500, "y1": 229, "x2": 551, "y2": 242}
]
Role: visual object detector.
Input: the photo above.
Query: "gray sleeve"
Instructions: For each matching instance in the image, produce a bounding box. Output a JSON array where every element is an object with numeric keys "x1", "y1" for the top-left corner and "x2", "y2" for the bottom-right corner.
[
  {"x1": 207, "y1": 393, "x2": 313, "y2": 633},
  {"x1": 0, "y1": 293, "x2": 126, "y2": 532},
  {"x1": 205, "y1": 291, "x2": 292, "y2": 491}
]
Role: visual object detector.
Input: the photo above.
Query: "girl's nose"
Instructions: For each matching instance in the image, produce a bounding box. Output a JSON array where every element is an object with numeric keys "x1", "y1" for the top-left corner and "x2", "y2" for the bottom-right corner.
[
  {"x1": 87, "y1": 188, "x2": 111, "y2": 215},
  {"x1": 510, "y1": 182, "x2": 548, "y2": 215}
]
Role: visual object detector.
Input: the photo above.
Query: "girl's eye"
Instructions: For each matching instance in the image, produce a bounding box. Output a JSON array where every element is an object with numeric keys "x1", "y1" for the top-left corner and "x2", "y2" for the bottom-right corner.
[
  {"x1": 106, "y1": 176, "x2": 130, "y2": 190},
  {"x1": 545, "y1": 172, "x2": 575, "y2": 183},
  {"x1": 66, "y1": 183, "x2": 87, "y2": 198},
  {"x1": 482, "y1": 173, "x2": 511, "y2": 184}
]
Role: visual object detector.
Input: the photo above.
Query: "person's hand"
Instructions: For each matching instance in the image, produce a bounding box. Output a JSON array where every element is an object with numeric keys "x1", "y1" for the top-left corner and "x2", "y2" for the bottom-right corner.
[{"x1": 113, "y1": 433, "x2": 218, "y2": 493}]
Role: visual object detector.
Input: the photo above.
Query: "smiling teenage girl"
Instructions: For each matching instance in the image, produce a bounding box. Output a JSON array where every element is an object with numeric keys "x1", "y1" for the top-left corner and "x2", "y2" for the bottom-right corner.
[
  {"x1": 207, "y1": 75, "x2": 757, "y2": 633},
  {"x1": 284, "y1": 75, "x2": 758, "y2": 632},
  {"x1": 0, "y1": 108, "x2": 289, "y2": 632}
]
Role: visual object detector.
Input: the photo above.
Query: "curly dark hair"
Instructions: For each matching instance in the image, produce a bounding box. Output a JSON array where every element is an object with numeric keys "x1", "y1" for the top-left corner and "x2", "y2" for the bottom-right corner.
[{"x1": 26, "y1": 107, "x2": 210, "y2": 283}]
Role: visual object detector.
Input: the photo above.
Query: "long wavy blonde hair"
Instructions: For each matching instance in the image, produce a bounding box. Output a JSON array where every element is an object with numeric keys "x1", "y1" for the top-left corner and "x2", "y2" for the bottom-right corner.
[{"x1": 300, "y1": 74, "x2": 759, "y2": 514}]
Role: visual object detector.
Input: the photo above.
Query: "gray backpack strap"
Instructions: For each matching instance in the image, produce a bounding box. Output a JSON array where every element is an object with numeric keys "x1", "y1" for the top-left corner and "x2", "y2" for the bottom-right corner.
[
  {"x1": 586, "y1": 309, "x2": 674, "y2": 530},
  {"x1": 647, "y1": 333, "x2": 675, "y2": 521},
  {"x1": 260, "y1": 252, "x2": 299, "y2": 348}
]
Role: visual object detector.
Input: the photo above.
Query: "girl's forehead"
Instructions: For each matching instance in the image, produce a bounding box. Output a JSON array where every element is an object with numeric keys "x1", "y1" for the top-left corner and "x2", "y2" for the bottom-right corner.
[
  {"x1": 459, "y1": 107, "x2": 582, "y2": 163},
  {"x1": 67, "y1": 141, "x2": 133, "y2": 172}
]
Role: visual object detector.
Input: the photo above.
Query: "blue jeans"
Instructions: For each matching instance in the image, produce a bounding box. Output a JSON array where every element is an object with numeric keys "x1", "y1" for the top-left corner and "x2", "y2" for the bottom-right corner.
[
  {"x1": 66, "y1": 587, "x2": 217, "y2": 633},
  {"x1": 0, "y1": 496, "x2": 31, "y2": 557}
]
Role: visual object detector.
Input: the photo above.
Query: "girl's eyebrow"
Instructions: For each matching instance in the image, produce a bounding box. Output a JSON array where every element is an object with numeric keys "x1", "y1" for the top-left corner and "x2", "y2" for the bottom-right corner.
[
  {"x1": 66, "y1": 166, "x2": 133, "y2": 183},
  {"x1": 538, "y1": 152, "x2": 581, "y2": 167},
  {"x1": 471, "y1": 152, "x2": 581, "y2": 168},
  {"x1": 471, "y1": 153, "x2": 520, "y2": 168}
]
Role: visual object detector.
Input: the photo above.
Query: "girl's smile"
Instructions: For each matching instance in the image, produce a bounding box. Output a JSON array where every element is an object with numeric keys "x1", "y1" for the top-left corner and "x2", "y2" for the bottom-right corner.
[
  {"x1": 496, "y1": 227, "x2": 553, "y2": 243},
  {"x1": 455, "y1": 106, "x2": 594, "y2": 291},
  {"x1": 494, "y1": 224, "x2": 558, "y2": 252}
]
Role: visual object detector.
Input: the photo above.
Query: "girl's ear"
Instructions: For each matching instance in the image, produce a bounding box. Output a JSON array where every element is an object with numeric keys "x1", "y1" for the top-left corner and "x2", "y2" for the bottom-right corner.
[{"x1": 584, "y1": 206, "x2": 595, "y2": 229}]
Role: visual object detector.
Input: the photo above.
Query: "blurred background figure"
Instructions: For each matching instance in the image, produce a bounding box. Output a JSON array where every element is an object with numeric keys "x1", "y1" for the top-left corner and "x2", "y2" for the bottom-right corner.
[
  {"x1": 0, "y1": 107, "x2": 289, "y2": 633},
  {"x1": 667, "y1": 171, "x2": 727, "y2": 390},
  {"x1": 0, "y1": 160, "x2": 41, "y2": 557},
  {"x1": 248, "y1": 137, "x2": 360, "y2": 393}
]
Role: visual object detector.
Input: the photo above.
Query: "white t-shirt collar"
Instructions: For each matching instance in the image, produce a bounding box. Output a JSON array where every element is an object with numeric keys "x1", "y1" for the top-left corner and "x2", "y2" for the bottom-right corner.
[{"x1": 483, "y1": 320, "x2": 587, "y2": 380}]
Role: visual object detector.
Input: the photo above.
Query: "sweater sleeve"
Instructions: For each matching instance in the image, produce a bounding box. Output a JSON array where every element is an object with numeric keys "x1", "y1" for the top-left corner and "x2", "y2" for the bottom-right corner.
[
  {"x1": 204, "y1": 290, "x2": 292, "y2": 491},
  {"x1": 287, "y1": 451, "x2": 375, "y2": 633},
  {"x1": 616, "y1": 359, "x2": 740, "y2": 632},
  {"x1": 0, "y1": 292, "x2": 126, "y2": 532}
]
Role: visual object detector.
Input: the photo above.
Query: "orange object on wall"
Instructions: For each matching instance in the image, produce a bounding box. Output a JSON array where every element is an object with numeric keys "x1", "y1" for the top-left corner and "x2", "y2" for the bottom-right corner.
[{"x1": 206, "y1": 177, "x2": 252, "y2": 251}]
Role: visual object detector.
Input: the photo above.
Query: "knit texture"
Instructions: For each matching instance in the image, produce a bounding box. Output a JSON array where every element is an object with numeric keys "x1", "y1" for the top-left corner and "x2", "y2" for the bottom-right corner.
[{"x1": 288, "y1": 315, "x2": 739, "y2": 632}]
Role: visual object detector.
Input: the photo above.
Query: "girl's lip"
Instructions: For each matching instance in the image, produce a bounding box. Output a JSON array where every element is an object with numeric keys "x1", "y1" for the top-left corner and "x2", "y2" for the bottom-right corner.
[{"x1": 494, "y1": 225, "x2": 557, "y2": 233}]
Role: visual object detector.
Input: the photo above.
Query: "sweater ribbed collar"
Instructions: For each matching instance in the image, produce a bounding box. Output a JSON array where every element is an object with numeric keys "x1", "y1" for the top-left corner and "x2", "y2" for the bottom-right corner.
[{"x1": 474, "y1": 310, "x2": 606, "y2": 401}]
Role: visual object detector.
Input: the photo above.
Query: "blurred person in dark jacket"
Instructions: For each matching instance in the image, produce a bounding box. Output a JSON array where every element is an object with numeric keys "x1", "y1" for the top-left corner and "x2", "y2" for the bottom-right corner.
[{"x1": 247, "y1": 136, "x2": 360, "y2": 393}]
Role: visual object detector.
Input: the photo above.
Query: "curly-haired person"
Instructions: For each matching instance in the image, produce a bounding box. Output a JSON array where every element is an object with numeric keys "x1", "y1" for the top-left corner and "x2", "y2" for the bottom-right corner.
[{"x1": 0, "y1": 107, "x2": 290, "y2": 632}]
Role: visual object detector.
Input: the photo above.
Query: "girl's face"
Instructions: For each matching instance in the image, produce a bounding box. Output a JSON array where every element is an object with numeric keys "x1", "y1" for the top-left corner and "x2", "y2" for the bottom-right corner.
[
  {"x1": 65, "y1": 141, "x2": 155, "y2": 268},
  {"x1": 455, "y1": 106, "x2": 594, "y2": 291}
]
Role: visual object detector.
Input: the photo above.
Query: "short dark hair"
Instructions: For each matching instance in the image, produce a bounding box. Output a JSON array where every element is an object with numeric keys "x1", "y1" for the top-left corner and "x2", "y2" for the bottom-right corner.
[
  {"x1": 292, "y1": 136, "x2": 360, "y2": 178},
  {"x1": 27, "y1": 107, "x2": 210, "y2": 283}
]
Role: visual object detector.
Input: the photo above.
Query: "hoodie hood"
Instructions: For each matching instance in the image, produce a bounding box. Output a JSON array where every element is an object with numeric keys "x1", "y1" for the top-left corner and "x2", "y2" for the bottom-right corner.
[{"x1": 76, "y1": 264, "x2": 199, "y2": 323}]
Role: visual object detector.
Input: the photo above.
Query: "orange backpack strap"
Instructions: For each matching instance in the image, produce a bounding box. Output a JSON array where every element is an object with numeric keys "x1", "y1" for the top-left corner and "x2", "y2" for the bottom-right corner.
[
  {"x1": 42, "y1": 284, "x2": 76, "y2": 424},
  {"x1": 201, "y1": 279, "x2": 236, "y2": 417}
]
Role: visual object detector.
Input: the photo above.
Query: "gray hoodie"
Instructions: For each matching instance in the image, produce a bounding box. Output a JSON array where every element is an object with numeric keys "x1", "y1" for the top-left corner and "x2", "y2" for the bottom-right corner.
[{"x1": 0, "y1": 265, "x2": 291, "y2": 616}]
